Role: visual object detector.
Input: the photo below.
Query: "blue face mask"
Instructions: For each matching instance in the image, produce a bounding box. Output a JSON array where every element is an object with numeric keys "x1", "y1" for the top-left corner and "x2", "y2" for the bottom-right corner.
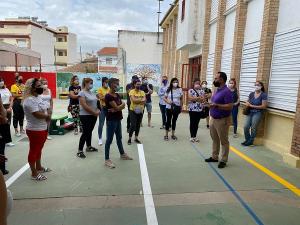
[
  {"x1": 89, "y1": 84, "x2": 93, "y2": 90},
  {"x1": 162, "y1": 80, "x2": 168, "y2": 86}
]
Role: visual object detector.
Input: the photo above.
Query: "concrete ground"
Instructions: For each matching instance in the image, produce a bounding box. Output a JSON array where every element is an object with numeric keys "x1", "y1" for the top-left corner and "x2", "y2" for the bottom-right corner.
[{"x1": 4, "y1": 97, "x2": 300, "y2": 225}]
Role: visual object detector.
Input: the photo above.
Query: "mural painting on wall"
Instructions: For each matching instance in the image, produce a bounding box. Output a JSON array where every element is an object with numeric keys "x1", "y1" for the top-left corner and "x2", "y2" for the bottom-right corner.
[
  {"x1": 57, "y1": 73, "x2": 114, "y2": 94},
  {"x1": 126, "y1": 64, "x2": 161, "y2": 92}
]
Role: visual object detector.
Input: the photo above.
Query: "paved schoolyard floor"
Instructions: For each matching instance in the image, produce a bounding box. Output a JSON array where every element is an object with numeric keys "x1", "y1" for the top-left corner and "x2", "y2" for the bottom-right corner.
[{"x1": 4, "y1": 98, "x2": 300, "y2": 225}]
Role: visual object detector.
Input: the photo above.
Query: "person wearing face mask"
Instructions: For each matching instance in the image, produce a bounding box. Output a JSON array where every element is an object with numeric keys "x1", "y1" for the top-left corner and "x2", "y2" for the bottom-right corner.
[
  {"x1": 10, "y1": 73, "x2": 25, "y2": 137},
  {"x1": 40, "y1": 78, "x2": 53, "y2": 140},
  {"x1": 104, "y1": 78, "x2": 133, "y2": 169},
  {"x1": 97, "y1": 77, "x2": 110, "y2": 146},
  {"x1": 228, "y1": 78, "x2": 240, "y2": 138},
  {"x1": 126, "y1": 75, "x2": 139, "y2": 133},
  {"x1": 140, "y1": 77, "x2": 154, "y2": 127},
  {"x1": 205, "y1": 72, "x2": 233, "y2": 169},
  {"x1": 158, "y1": 76, "x2": 168, "y2": 129},
  {"x1": 163, "y1": 78, "x2": 183, "y2": 141},
  {"x1": 23, "y1": 78, "x2": 52, "y2": 181},
  {"x1": 128, "y1": 79, "x2": 146, "y2": 145},
  {"x1": 0, "y1": 77, "x2": 14, "y2": 147},
  {"x1": 77, "y1": 78, "x2": 100, "y2": 158},
  {"x1": 242, "y1": 81, "x2": 268, "y2": 146},
  {"x1": 69, "y1": 75, "x2": 82, "y2": 135},
  {"x1": 201, "y1": 80, "x2": 212, "y2": 128},
  {"x1": 188, "y1": 78, "x2": 206, "y2": 142}
]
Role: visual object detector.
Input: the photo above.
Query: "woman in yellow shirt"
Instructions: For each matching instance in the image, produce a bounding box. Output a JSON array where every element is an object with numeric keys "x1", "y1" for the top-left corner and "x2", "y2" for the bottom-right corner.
[
  {"x1": 128, "y1": 79, "x2": 145, "y2": 145},
  {"x1": 10, "y1": 74, "x2": 25, "y2": 136}
]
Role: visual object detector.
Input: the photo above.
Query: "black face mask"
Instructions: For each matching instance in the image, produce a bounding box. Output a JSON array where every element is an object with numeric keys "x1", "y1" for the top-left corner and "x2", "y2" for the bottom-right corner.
[
  {"x1": 213, "y1": 81, "x2": 221, "y2": 87},
  {"x1": 18, "y1": 79, "x2": 23, "y2": 84},
  {"x1": 36, "y1": 87, "x2": 44, "y2": 95}
]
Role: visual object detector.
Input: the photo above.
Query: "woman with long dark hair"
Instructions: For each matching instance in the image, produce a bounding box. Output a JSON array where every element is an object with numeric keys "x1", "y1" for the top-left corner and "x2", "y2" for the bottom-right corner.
[
  {"x1": 242, "y1": 81, "x2": 268, "y2": 146},
  {"x1": 228, "y1": 78, "x2": 240, "y2": 138},
  {"x1": 163, "y1": 78, "x2": 183, "y2": 141}
]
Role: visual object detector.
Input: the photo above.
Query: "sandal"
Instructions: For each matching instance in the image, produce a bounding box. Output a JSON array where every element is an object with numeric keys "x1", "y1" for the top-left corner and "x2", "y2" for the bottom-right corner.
[
  {"x1": 121, "y1": 153, "x2": 133, "y2": 160},
  {"x1": 77, "y1": 151, "x2": 86, "y2": 158},
  {"x1": 164, "y1": 136, "x2": 169, "y2": 141},
  {"x1": 38, "y1": 167, "x2": 52, "y2": 173},
  {"x1": 86, "y1": 146, "x2": 98, "y2": 152},
  {"x1": 134, "y1": 139, "x2": 142, "y2": 144},
  {"x1": 171, "y1": 135, "x2": 178, "y2": 140},
  {"x1": 31, "y1": 173, "x2": 47, "y2": 181}
]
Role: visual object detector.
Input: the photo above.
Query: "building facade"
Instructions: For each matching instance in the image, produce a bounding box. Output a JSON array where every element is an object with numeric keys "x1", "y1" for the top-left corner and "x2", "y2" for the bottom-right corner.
[
  {"x1": 97, "y1": 47, "x2": 119, "y2": 74},
  {"x1": 161, "y1": 0, "x2": 300, "y2": 167},
  {"x1": 0, "y1": 17, "x2": 77, "y2": 71},
  {"x1": 118, "y1": 30, "x2": 163, "y2": 91}
]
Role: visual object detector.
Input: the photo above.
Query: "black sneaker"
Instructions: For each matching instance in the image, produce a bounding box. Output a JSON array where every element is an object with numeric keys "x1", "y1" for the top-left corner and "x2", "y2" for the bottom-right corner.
[
  {"x1": 86, "y1": 146, "x2": 98, "y2": 152},
  {"x1": 218, "y1": 162, "x2": 227, "y2": 169},
  {"x1": 134, "y1": 139, "x2": 142, "y2": 144},
  {"x1": 244, "y1": 141, "x2": 254, "y2": 147},
  {"x1": 2, "y1": 170, "x2": 9, "y2": 175},
  {"x1": 205, "y1": 157, "x2": 219, "y2": 163},
  {"x1": 128, "y1": 139, "x2": 132, "y2": 145},
  {"x1": 77, "y1": 151, "x2": 86, "y2": 159},
  {"x1": 206, "y1": 125, "x2": 210, "y2": 129},
  {"x1": 241, "y1": 141, "x2": 247, "y2": 146}
]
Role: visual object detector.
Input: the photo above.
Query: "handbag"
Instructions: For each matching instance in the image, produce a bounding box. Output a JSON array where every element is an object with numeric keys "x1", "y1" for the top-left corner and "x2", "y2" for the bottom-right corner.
[
  {"x1": 170, "y1": 89, "x2": 181, "y2": 114},
  {"x1": 243, "y1": 105, "x2": 250, "y2": 115}
]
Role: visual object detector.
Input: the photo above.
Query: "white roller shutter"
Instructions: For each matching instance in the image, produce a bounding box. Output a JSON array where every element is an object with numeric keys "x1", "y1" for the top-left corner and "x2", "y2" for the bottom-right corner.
[
  {"x1": 239, "y1": 40, "x2": 260, "y2": 101},
  {"x1": 226, "y1": 0, "x2": 237, "y2": 11},
  {"x1": 268, "y1": 28, "x2": 300, "y2": 112},
  {"x1": 206, "y1": 53, "x2": 215, "y2": 88},
  {"x1": 221, "y1": 48, "x2": 233, "y2": 78},
  {"x1": 210, "y1": 0, "x2": 219, "y2": 21}
]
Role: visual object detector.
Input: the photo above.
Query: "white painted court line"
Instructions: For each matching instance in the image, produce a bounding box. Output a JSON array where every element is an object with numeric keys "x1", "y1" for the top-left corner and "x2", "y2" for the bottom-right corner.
[
  {"x1": 137, "y1": 144, "x2": 159, "y2": 225},
  {"x1": 5, "y1": 163, "x2": 30, "y2": 188}
]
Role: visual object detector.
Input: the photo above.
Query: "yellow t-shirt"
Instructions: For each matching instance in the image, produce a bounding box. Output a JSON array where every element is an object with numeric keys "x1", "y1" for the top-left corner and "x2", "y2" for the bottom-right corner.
[
  {"x1": 97, "y1": 87, "x2": 110, "y2": 107},
  {"x1": 10, "y1": 84, "x2": 25, "y2": 100},
  {"x1": 129, "y1": 89, "x2": 145, "y2": 111}
]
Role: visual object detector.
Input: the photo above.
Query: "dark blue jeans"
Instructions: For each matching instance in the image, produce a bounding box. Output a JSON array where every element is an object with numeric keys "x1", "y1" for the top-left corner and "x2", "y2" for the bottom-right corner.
[
  {"x1": 244, "y1": 111, "x2": 263, "y2": 144},
  {"x1": 98, "y1": 108, "x2": 107, "y2": 139},
  {"x1": 159, "y1": 104, "x2": 167, "y2": 126},
  {"x1": 231, "y1": 106, "x2": 239, "y2": 134},
  {"x1": 105, "y1": 120, "x2": 125, "y2": 160}
]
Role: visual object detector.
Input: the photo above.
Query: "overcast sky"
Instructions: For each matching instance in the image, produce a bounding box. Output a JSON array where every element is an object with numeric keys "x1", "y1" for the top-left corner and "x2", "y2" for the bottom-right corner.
[{"x1": 0, "y1": 0, "x2": 174, "y2": 53}]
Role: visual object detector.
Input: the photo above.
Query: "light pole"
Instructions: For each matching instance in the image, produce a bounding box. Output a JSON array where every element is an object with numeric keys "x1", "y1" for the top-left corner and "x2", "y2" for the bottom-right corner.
[{"x1": 157, "y1": 0, "x2": 164, "y2": 44}]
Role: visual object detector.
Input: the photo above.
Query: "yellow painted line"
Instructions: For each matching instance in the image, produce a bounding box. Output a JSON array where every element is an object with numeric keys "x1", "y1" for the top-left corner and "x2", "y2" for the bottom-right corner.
[{"x1": 230, "y1": 146, "x2": 300, "y2": 197}]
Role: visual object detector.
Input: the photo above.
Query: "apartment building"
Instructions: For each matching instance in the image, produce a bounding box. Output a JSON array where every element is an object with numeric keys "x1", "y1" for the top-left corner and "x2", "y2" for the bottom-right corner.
[
  {"x1": 97, "y1": 47, "x2": 119, "y2": 74},
  {"x1": 0, "y1": 17, "x2": 77, "y2": 71},
  {"x1": 161, "y1": 0, "x2": 300, "y2": 167}
]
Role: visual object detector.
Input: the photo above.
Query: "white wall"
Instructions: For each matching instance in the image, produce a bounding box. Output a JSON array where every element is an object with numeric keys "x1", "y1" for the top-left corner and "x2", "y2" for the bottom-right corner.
[
  {"x1": 67, "y1": 33, "x2": 78, "y2": 65},
  {"x1": 277, "y1": 0, "x2": 300, "y2": 33},
  {"x1": 177, "y1": 0, "x2": 205, "y2": 51},
  {"x1": 223, "y1": 10, "x2": 236, "y2": 50},
  {"x1": 209, "y1": 22, "x2": 217, "y2": 53},
  {"x1": 118, "y1": 31, "x2": 162, "y2": 65},
  {"x1": 98, "y1": 55, "x2": 118, "y2": 66},
  {"x1": 244, "y1": 0, "x2": 264, "y2": 43},
  {"x1": 30, "y1": 25, "x2": 55, "y2": 70}
]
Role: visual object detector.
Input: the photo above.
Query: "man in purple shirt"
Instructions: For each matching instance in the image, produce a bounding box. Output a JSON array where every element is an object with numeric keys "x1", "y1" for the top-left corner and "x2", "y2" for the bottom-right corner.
[{"x1": 205, "y1": 72, "x2": 233, "y2": 169}]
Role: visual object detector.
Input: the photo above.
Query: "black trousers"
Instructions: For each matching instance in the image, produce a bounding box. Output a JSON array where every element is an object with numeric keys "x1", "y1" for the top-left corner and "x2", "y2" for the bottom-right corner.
[
  {"x1": 79, "y1": 115, "x2": 97, "y2": 151},
  {"x1": 159, "y1": 104, "x2": 167, "y2": 126},
  {"x1": 189, "y1": 111, "x2": 202, "y2": 138},
  {"x1": 12, "y1": 99, "x2": 24, "y2": 129},
  {"x1": 126, "y1": 105, "x2": 131, "y2": 131},
  {"x1": 0, "y1": 138, "x2": 6, "y2": 173},
  {"x1": 166, "y1": 109, "x2": 180, "y2": 131},
  {"x1": 129, "y1": 110, "x2": 143, "y2": 137}
]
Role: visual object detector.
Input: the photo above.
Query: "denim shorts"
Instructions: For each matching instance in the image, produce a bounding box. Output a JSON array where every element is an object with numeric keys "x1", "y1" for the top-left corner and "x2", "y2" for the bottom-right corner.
[{"x1": 145, "y1": 102, "x2": 152, "y2": 113}]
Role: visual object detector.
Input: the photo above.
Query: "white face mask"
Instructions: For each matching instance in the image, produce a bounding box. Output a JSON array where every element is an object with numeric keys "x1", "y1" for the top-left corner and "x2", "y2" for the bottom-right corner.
[
  {"x1": 255, "y1": 85, "x2": 262, "y2": 91},
  {"x1": 202, "y1": 84, "x2": 207, "y2": 88},
  {"x1": 228, "y1": 83, "x2": 234, "y2": 89},
  {"x1": 173, "y1": 82, "x2": 178, "y2": 88},
  {"x1": 88, "y1": 84, "x2": 93, "y2": 90},
  {"x1": 0, "y1": 81, "x2": 4, "y2": 87},
  {"x1": 43, "y1": 85, "x2": 48, "y2": 89}
]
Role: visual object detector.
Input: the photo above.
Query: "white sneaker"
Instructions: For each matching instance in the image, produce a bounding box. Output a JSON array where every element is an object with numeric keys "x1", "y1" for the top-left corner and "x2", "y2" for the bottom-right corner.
[
  {"x1": 47, "y1": 136, "x2": 52, "y2": 140},
  {"x1": 15, "y1": 132, "x2": 21, "y2": 137},
  {"x1": 6, "y1": 142, "x2": 15, "y2": 147},
  {"x1": 190, "y1": 138, "x2": 195, "y2": 143},
  {"x1": 98, "y1": 139, "x2": 103, "y2": 146},
  {"x1": 233, "y1": 134, "x2": 238, "y2": 138}
]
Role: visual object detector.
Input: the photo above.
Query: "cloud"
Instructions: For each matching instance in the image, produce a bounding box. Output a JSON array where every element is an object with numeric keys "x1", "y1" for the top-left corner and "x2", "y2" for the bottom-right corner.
[{"x1": 0, "y1": 0, "x2": 173, "y2": 53}]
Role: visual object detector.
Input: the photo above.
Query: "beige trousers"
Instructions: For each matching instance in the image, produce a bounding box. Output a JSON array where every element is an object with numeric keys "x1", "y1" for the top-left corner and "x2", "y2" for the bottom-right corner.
[{"x1": 209, "y1": 116, "x2": 231, "y2": 162}]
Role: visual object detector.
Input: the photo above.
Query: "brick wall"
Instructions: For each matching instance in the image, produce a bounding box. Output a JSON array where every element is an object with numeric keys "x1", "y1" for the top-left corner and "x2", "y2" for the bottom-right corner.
[
  {"x1": 200, "y1": 0, "x2": 212, "y2": 81},
  {"x1": 291, "y1": 81, "x2": 300, "y2": 157}
]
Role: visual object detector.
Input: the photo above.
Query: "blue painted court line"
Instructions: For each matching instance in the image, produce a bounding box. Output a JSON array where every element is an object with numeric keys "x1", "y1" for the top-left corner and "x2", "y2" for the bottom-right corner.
[{"x1": 191, "y1": 143, "x2": 265, "y2": 225}]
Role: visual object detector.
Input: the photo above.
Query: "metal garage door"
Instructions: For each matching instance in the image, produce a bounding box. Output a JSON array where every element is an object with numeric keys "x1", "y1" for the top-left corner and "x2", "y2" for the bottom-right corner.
[
  {"x1": 221, "y1": 48, "x2": 233, "y2": 79},
  {"x1": 210, "y1": 0, "x2": 219, "y2": 21},
  {"x1": 239, "y1": 40, "x2": 260, "y2": 101},
  {"x1": 206, "y1": 53, "x2": 215, "y2": 88},
  {"x1": 268, "y1": 28, "x2": 300, "y2": 112}
]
